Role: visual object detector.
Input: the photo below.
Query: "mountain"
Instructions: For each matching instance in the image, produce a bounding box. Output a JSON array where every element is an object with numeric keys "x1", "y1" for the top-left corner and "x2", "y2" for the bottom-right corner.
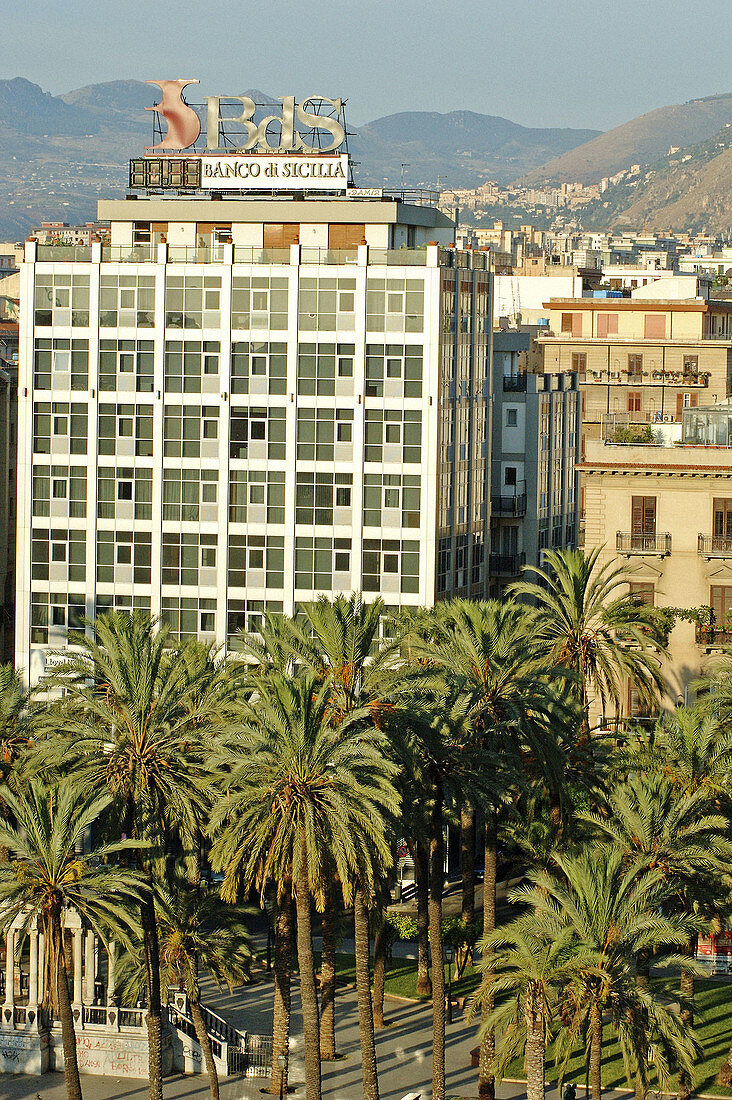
[
  {"x1": 0, "y1": 77, "x2": 101, "y2": 136},
  {"x1": 521, "y1": 93, "x2": 732, "y2": 185},
  {"x1": 349, "y1": 110, "x2": 599, "y2": 187},
  {"x1": 581, "y1": 125, "x2": 732, "y2": 235}
]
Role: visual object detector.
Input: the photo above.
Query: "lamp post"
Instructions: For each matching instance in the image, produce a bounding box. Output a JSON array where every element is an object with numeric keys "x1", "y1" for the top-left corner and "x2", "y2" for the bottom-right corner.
[
  {"x1": 277, "y1": 1052, "x2": 286, "y2": 1100},
  {"x1": 444, "y1": 945, "x2": 454, "y2": 1024}
]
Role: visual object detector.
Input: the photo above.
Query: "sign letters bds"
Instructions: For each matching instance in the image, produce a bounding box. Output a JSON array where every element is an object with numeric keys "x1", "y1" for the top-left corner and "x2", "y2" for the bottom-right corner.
[{"x1": 206, "y1": 95, "x2": 346, "y2": 154}]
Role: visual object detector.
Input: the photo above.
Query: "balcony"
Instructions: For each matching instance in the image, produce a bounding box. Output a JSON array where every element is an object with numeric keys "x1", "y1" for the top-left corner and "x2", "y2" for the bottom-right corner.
[
  {"x1": 696, "y1": 624, "x2": 732, "y2": 647},
  {"x1": 489, "y1": 552, "x2": 526, "y2": 577},
  {"x1": 503, "y1": 373, "x2": 527, "y2": 392},
  {"x1": 491, "y1": 492, "x2": 527, "y2": 517},
  {"x1": 616, "y1": 532, "x2": 672, "y2": 556},
  {"x1": 698, "y1": 535, "x2": 732, "y2": 558},
  {"x1": 587, "y1": 371, "x2": 710, "y2": 387}
]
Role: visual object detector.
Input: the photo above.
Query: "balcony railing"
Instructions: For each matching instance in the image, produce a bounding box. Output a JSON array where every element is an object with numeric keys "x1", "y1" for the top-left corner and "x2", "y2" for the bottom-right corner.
[
  {"x1": 101, "y1": 244, "x2": 156, "y2": 263},
  {"x1": 489, "y1": 552, "x2": 526, "y2": 577},
  {"x1": 491, "y1": 492, "x2": 527, "y2": 517},
  {"x1": 503, "y1": 373, "x2": 527, "y2": 392},
  {"x1": 698, "y1": 535, "x2": 732, "y2": 558},
  {"x1": 587, "y1": 371, "x2": 709, "y2": 387},
  {"x1": 616, "y1": 532, "x2": 672, "y2": 556},
  {"x1": 696, "y1": 624, "x2": 732, "y2": 647}
]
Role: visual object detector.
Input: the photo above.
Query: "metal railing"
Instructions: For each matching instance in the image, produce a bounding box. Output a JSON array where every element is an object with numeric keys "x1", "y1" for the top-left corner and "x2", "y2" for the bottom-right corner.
[
  {"x1": 491, "y1": 492, "x2": 527, "y2": 516},
  {"x1": 233, "y1": 247, "x2": 291, "y2": 265},
  {"x1": 616, "y1": 532, "x2": 672, "y2": 555},
  {"x1": 118, "y1": 1007, "x2": 146, "y2": 1029},
  {"x1": 698, "y1": 534, "x2": 732, "y2": 557},
  {"x1": 489, "y1": 552, "x2": 526, "y2": 577},
  {"x1": 503, "y1": 374, "x2": 527, "y2": 392},
  {"x1": 36, "y1": 245, "x2": 92, "y2": 262},
  {"x1": 696, "y1": 624, "x2": 732, "y2": 646},
  {"x1": 368, "y1": 248, "x2": 428, "y2": 266},
  {"x1": 167, "y1": 245, "x2": 227, "y2": 264},
  {"x1": 300, "y1": 247, "x2": 359, "y2": 265},
  {"x1": 101, "y1": 244, "x2": 156, "y2": 263},
  {"x1": 82, "y1": 1006, "x2": 108, "y2": 1026}
]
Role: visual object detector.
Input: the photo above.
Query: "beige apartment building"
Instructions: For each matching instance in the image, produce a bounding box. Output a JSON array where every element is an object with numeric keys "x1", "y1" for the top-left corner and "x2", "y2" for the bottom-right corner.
[
  {"x1": 580, "y1": 407, "x2": 732, "y2": 721},
  {"x1": 539, "y1": 290, "x2": 732, "y2": 441}
]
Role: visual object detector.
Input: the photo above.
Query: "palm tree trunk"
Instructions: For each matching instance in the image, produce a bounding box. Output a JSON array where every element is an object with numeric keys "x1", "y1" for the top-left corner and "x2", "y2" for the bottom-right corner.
[
  {"x1": 461, "y1": 804, "x2": 475, "y2": 923},
  {"x1": 408, "y1": 837, "x2": 432, "y2": 996},
  {"x1": 429, "y1": 773, "x2": 446, "y2": 1100},
  {"x1": 589, "y1": 1000, "x2": 603, "y2": 1100},
  {"x1": 189, "y1": 990, "x2": 220, "y2": 1100},
  {"x1": 373, "y1": 909, "x2": 389, "y2": 1029},
  {"x1": 635, "y1": 951, "x2": 650, "y2": 1100},
  {"x1": 141, "y1": 891, "x2": 164, "y2": 1100},
  {"x1": 270, "y1": 893, "x2": 292, "y2": 1097},
  {"x1": 51, "y1": 910, "x2": 84, "y2": 1100},
  {"x1": 319, "y1": 885, "x2": 337, "y2": 1060},
  {"x1": 294, "y1": 850, "x2": 321, "y2": 1100},
  {"x1": 354, "y1": 887, "x2": 380, "y2": 1100},
  {"x1": 478, "y1": 810, "x2": 497, "y2": 1100},
  {"x1": 525, "y1": 1003, "x2": 545, "y2": 1100},
  {"x1": 678, "y1": 938, "x2": 695, "y2": 1100}
]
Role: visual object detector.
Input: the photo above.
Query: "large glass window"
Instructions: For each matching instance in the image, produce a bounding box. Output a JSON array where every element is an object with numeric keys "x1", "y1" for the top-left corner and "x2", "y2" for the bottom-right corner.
[
  {"x1": 227, "y1": 599, "x2": 284, "y2": 649},
  {"x1": 97, "y1": 466, "x2": 152, "y2": 520},
  {"x1": 297, "y1": 343, "x2": 354, "y2": 396},
  {"x1": 362, "y1": 539, "x2": 419, "y2": 593},
  {"x1": 34, "y1": 339, "x2": 88, "y2": 391},
  {"x1": 229, "y1": 470, "x2": 285, "y2": 524},
  {"x1": 299, "y1": 276, "x2": 356, "y2": 331},
  {"x1": 366, "y1": 278, "x2": 423, "y2": 333},
  {"x1": 99, "y1": 340, "x2": 154, "y2": 393},
  {"x1": 363, "y1": 474, "x2": 420, "y2": 528},
  {"x1": 296, "y1": 407, "x2": 353, "y2": 460},
  {"x1": 232, "y1": 275, "x2": 288, "y2": 330},
  {"x1": 228, "y1": 534, "x2": 285, "y2": 589},
  {"x1": 231, "y1": 342, "x2": 287, "y2": 395},
  {"x1": 164, "y1": 341, "x2": 220, "y2": 393},
  {"x1": 161, "y1": 597, "x2": 217, "y2": 641},
  {"x1": 33, "y1": 402, "x2": 87, "y2": 456},
  {"x1": 295, "y1": 537, "x2": 351, "y2": 590},
  {"x1": 295, "y1": 473, "x2": 352, "y2": 525},
  {"x1": 229, "y1": 407, "x2": 286, "y2": 460},
  {"x1": 98, "y1": 403, "x2": 153, "y2": 457},
  {"x1": 100, "y1": 273, "x2": 155, "y2": 327},
  {"x1": 34, "y1": 273, "x2": 89, "y2": 327},
  {"x1": 365, "y1": 344, "x2": 422, "y2": 397},
  {"x1": 97, "y1": 531, "x2": 152, "y2": 584},
  {"x1": 165, "y1": 273, "x2": 220, "y2": 329},
  {"x1": 164, "y1": 405, "x2": 219, "y2": 458},
  {"x1": 31, "y1": 591, "x2": 85, "y2": 644},
  {"x1": 163, "y1": 469, "x2": 218, "y2": 521},
  {"x1": 364, "y1": 410, "x2": 421, "y2": 463},
  {"x1": 32, "y1": 464, "x2": 86, "y2": 518},
  {"x1": 162, "y1": 533, "x2": 217, "y2": 587},
  {"x1": 31, "y1": 528, "x2": 85, "y2": 582}
]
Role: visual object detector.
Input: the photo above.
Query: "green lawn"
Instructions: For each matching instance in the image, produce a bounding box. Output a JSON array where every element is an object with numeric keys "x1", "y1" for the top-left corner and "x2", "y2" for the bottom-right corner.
[{"x1": 324, "y1": 955, "x2": 732, "y2": 1097}]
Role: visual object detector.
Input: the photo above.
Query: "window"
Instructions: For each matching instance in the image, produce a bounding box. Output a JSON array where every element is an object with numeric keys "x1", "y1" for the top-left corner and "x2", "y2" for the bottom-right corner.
[
  {"x1": 30, "y1": 592, "x2": 85, "y2": 644},
  {"x1": 596, "y1": 313, "x2": 618, "y2": 337},
  {"x1": 228, "y1": 534, "x2": 285, "y2": 589},
  {"x1": 362, "y1": 539, "x2": 419, "y2": 594},
  {"x1": 97, "y1": 467, "x2": 152, "y2": 520},
  {"x1": 99, "y1": 340, "x2": 154, "y2": 392},
  {"x1": 676, "y1": 392, "x2": 698, "y2": 420},
  {"x1": 34, "y1": 339, "x2": 88, "y2": 391},
  {"x1": 162, "y1": 533, "x2": 217, "y2": 587},
  {"x1": 363, "y1": 474, "x2": 420, "y2": 528},
  {"x1": 32, "y1": 465, "x2": 86, "y2": 518},
  {"x1": 229, "y1": 406, "x2": 286, "y2": 460},
  {"x1": 231, "y1": 342, "x2": 287, "y2": 395},
  {"x1": 34, "y1": 273, "x2": 89, "y2": 327},
  {"x1": 162, "y1": 469, "x2": 218, "y2": 521},
  {"x1": 631, "y1": 496, "x2": 656, "y2": 541},
  {"x1": 560, "y1": 312, "x2": 582, "y2": 337},
  {"x1": 711, "y1": 586, "x2": 732, "y2": 629},
  {"x1": 231, "y1": 275, "x2": 288, "y2": 330},
  {"x1": 629, "y1": 582, "x2": 654, "y2": 606},
  {"x1": 505, "y1": 408, "x2": 518, "y2": 427},
  {"x1": 31, "y1": 528, "x2": 85, "y2": 582},
  {"x1": 627, "y1": 354, "x2": 643, "y2": 378},
  {"x1": 714, "y1": 499, "x2": 732, "y2": 539},
  {"x1": 164, "y1": 341, "x2": 220, "y2": 393},
  {"x1": 297, "y1": 343, "x2": 355, "y2": 395},
  {"x1": 161, "y1": 597, "x2": 217, "y2": 641},
  {"x1": 100, "y1": 273, "x2": 155, "y2": 328},
  {"x1": 683, "y1": 355, "x2": 699, "y2": 378},
  {"x1": 644, "y1": 313, "x2": 666, "y2": 339},
  {"x1": 227, "y1": 599, "x2": 284, "y2": 648},
  {"x1": 364, "y1": 410, "x2": 421, "y2": 463},
  {"x1": 99, "y1": 403, "x2": 153, "y2": 457},
  {"x1": 163, "y1": 405, "x2": 219, "y2": 458},
  {"x1": 97, "y1": 531, "x2": 152, "y2": 584},
  {"x1": 296, "y1": 407, "x2": 353, "y2": 460},
  {"x1": 570, "y1": 352, "x2": 587, "y2": 375},
  {"x1": 165, "y1": 273, "x2": 221, "y2": 329},
  {"x1": 263, "y1": 223, "x2": 299, "y2": 249},
  {"x1": 627, "y1": 391, "x2": 642, "y2": 414},
  {"x1": 299, "y1": 276, "x2": 357, "y2": 332},
  {"x1": 365, "y1": 345, "x2": 423, "y2": 397},
  {"x1": 228, "y1": 470, "x2": 286, "y2": 524},
  {"x1": 366, "y1": 278, "x2": 424, "y2": 334},
  {"x1": 295, "y1": 473, "x2": 353, "y2": 525},
  {"x1": 504, "y1": 466, "x2": 517, "y2": 486},
  {"x1": 295, "y1": 537, "x2": 351, "y2": 590},
  {"x1": 33, "y1": 402, "x2": 87, "y2": 456}
]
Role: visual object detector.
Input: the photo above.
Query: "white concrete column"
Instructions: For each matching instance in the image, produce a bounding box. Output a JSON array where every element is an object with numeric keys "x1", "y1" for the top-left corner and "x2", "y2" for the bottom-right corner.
[
  {"x1": 106, "y1": 942, "x2": 115, "y2": 1005},
  {"x1": 72, "y1": 930, "x2": 83, "y2": 1006},
  {"x1": 37, "y1": 932, "x2": 45, "y2": 1003},
  {"x1": 4, "y1": 929, "x2": 14, "y2": 1009},
  {"x1": 84, "y1": 930, "x2": 95, "y2": 1002},
  {"x1": 28, "y1": 929, "x2": 39, "y2": 1007}
]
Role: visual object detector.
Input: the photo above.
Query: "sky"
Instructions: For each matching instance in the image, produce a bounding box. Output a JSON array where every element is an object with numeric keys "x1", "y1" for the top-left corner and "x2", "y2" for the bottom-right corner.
[{"x1": 3, "y1": 0, "x2": 731, "y2": 131}]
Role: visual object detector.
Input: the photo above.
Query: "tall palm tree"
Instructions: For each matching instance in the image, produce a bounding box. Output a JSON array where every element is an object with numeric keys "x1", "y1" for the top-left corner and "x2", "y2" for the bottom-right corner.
[
  {"x1": 116, "y1": 874, "x2": 252, "y2": 1100},
  {"x1": 210, "y1": 671, "x2": 400, "y2": 1100},
  {"x1": 0, "y1": 779, "x2": 142, "y2": 1100},
  {"x1": 584, "y1": 773, "x2": 732, "y2": 1100},
  {"x1": 43, "y1": 611, "x2": 225, "y2": 1100},
  {"x1": 511, "y1": 547, "x2": 668, "y2": 726},
  {"x1": 0, "y1": 662, "x2": 35, "y2": 784},
  {"x1": 514, "y1": 848, "x2": 700, "y2": 1100},
  {"x1": 414, "y1": 599, "x2": 566, "y2": 1100},
  {"x1": 472, "y1": 919, "x2": 575, "y2": 1100}
]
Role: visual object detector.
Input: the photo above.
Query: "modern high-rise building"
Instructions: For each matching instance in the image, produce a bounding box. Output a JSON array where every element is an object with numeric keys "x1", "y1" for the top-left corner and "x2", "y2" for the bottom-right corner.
[{"x1": 15, "y1": 91, "x2": 494, "y2": 682}]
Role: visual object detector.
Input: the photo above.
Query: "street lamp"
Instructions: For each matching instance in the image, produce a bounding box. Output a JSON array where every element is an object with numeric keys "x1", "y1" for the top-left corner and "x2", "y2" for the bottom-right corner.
[
  {"x1": 277, "y1": 1053, "x2": 287, "y2": 1100},
  {"x1": 444, "y1": 945, "x2": 454, "y2": 1024}
]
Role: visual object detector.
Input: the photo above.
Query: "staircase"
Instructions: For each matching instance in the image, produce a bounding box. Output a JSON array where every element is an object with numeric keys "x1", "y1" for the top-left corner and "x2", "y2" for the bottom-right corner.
[{"x1": 167, "y1": 991, "x2": 272, "y2": 1078}]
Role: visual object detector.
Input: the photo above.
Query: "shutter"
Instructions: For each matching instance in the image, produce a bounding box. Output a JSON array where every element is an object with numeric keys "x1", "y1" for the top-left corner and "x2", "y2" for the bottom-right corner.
[
  {"x1": 644, "y1": 497, "x2": 656, "y2": 534},
  {"x1": 676, "y1": 393, "x2": 684, "y2": 421},
  {"x1": 711, "y1": 586, "x2": 726, "y2": 624},
  {"x1": 597, "y1": 314, "x2": 608, "y2": 338},
  {"x1": 572, "y1": 312, "x2": 583, "y2": 336},
  {"x1": 644, "y1": 313, "x2": 666, "y2": 339},
  {"x1": 631, "y1": 496, "x2": 645, "y2": 534},
  {"x1": 263, "y1": 224, "x2": 300, "y2": 248},
  {"x1": 328, "y1": 224, "x2": 365, "y2": 249}
]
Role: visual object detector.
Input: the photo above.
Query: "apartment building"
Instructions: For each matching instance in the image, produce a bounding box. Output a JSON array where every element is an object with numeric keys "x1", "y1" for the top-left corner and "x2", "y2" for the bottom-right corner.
[
  {"x1": 15, "y1": 190, "x2": 494, "y2": 683},
  {"x1": 490, "y1": 330, "x2": 580, "y2": 594},
  {"x1": 0, "y1": 362, "x2": 16, "y2": 663},
  {"x1": 580, "y1": 403, "x2": 732, "y2": 718},
  {"x1": 539, "y1": 281, "x2": 732, "y2": 442}
]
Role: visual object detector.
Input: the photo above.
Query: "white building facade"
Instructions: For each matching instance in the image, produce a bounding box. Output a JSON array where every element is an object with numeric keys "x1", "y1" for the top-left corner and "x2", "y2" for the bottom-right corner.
[{"x1": 16, "y1": 197, "x2": 493, "y2": 681}]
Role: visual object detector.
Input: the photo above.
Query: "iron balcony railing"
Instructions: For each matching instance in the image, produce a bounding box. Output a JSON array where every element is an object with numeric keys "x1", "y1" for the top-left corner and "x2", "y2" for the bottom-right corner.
[
  {"x1": 489, "y1": 552, "x2": 526, "y2": 577},
  {"x1": 616, "y1": 532, "x2": 672, "y2": 556},
  {"x1": 698, "y1": 535, "x2": 732, "y2": 557},
  {"x1": 696, "y1": 624, "x2": 732, "y2": 647},
  {"x1": 503, "y1": 373, "x2": 527, "y2": 392},
  {"x1": 491, "y1": 492, "x2": 527, "y2": 517}
]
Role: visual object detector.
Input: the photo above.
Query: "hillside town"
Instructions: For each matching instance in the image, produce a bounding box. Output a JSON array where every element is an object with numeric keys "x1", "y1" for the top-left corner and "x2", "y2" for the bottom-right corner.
[{"x1": 2, "y1": 15, "x2": 732, "y2": 1100}]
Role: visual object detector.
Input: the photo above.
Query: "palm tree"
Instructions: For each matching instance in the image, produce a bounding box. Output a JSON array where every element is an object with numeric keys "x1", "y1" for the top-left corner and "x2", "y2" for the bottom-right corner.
[
  {"x1": 414, "y1": 599, "x2": 566, "y2": 1100},
  {"x1": 514, "y1": 847, "x2": 699, "y2": 1100},
  {"x1": 472, "y1": 919, "x2": 574, "y2": 1100},
  {"x1": 43, "y1": 611, "x2": 226, "y2": 1100},
  {"x1": 210, "y1": 670, "x2": 400, "y2": 1100},
  {"x1": 511, "y1": 547, "x2": 668, "y2": 726},
  {"x1": 0, "y1": 779, "x2": 142, "y2": 1100},
  {"x1": 584, "y1": 773, "x2": 732, "y2": 1099},
  {"x1": 116, "y1": 874, "x2": 252, "y2": 1100},
  {"x1": 0, "y1": 663, "x2": 34, "y2": 781}
]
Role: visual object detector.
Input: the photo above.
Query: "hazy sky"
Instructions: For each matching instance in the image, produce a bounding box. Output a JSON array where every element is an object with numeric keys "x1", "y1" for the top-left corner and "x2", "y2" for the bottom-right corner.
[{"x1": 4, "y1": 0, "x2": 731, "y2": 131}]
